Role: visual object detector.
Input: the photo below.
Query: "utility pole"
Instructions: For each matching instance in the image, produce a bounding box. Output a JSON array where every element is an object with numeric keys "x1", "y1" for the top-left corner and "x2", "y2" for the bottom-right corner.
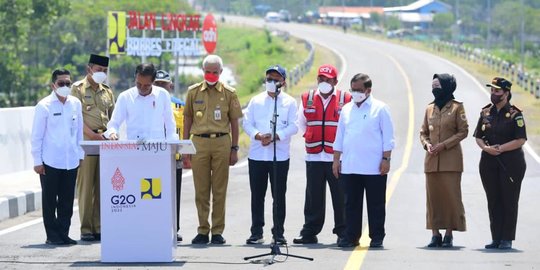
[
  {"x1": 520, "y1": 0, "x2": 525, "y2": 70},
  {"x1": 486, "y1": 0, "x2": 491, "y2": 49}
]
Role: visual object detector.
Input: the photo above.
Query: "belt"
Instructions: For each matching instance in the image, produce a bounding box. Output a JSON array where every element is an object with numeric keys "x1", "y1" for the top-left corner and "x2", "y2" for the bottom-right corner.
[
  {"x1": 93, "y1": 129, "x2": 106, "y2": 133},
  {"x1": 194, "y1": 133, "x2": 228, "y2": 138}
]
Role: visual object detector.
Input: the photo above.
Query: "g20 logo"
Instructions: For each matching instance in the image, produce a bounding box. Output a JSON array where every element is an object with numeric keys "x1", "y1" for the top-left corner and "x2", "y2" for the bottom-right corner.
[{"x1": 111, "y1": 195, "x2": 136, "y2": 205}]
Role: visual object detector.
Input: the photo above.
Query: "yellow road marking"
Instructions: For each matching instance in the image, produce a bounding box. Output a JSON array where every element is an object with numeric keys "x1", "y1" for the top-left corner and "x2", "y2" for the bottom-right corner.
[{"x1": 344, "y1": 52, "x2": 415, "y2": 270}]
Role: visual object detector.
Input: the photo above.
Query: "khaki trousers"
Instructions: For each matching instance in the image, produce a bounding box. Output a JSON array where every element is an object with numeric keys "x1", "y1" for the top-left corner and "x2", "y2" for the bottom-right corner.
[
  {"x1": 76, "y1": 155, "x2": 101, "y2": 234},
  {"x1": 191, "y1": 135, "x2": 231, "y2": 235}
]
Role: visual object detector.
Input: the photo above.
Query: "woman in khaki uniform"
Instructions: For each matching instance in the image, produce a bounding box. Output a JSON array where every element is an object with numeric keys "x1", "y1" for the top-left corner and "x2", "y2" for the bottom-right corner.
[{"x1": 420, "y1": 74, "x2": 468, "y2": 248}]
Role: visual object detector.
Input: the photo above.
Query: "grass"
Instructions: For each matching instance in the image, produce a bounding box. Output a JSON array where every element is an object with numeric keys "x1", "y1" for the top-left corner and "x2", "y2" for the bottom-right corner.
[
  {"x1": 215, "y1": 23, "x2": 339, "y2": 156},
  {"x1": 344, "y1": 26, "x2": 540, "y2": 149}
]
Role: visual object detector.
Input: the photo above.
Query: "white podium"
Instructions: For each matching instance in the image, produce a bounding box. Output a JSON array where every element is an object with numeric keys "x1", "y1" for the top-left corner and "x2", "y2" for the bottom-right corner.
[{"x1": 81, "y1": 140, "x2": 195, "y2": 263}]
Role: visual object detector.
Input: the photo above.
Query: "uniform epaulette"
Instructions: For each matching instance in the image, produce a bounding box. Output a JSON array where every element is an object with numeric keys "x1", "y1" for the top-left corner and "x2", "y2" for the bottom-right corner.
[
  {"x1": 509, "y1": 105, "x2": 522, "y2": 118},
  {"x1": 188, "y1": 82, "x2": 203, "y2": 91},
  {"x1": 101, "y1": 83, "x2": 111, "y2": 89},
  {"x1": 482, "y1": 103, "x2": 492, "y2": 109},
  {"x1": 72, "y1": 80, "x2": 84, "y2": 87},
  {"x1": 222, "y1": 83, "x2": 236, "y2": 93},
  {"x1": 452, "y1": 99, "x2": 463, "y2": 104},
  {"x1": 481, "y1": 103, "x2": 492, "y2": 117}
]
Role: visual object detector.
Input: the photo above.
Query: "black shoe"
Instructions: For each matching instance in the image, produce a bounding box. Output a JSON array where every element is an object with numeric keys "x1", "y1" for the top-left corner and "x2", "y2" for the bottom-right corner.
[
  {"x1": 80, "y1": 233, "x2": 95, "y2": 241},
  {"x1": 191, "y1": 234, "x2": 209, "y2": 244},
  {"x1": 427, "y1": 234, "x2": 442, "y2": 248},
  {"x1": 62, "y1": 236, "x2": 78, "y2": 245},
  {"x1": 441, "y1": 235, "x2": 453, "y2": 248},
  {"x1": 293, "y1": 235, "x2": 318, "y2": 244},
  {"x1": 485, "y1": 240, "x2": 500, "y2": 249},
  {"x1": 369, "y1": 239, "x2": 383, "y2": 248},
  {"x1": 45, "y1": 239, "x2": 65, "y2": 245},
  {"x1": 273, "y1": 235, "x2": 287, "y2": 245},
  {"x1": 498, "y1": 240, "x2": 512, "y2": 250},
  {"x1": 337, "y1": 238, "x2": 358, "y2": 248},
  {"x1": 210, "y1": 234, "x2": 226, "y2": 244},
  {"x1": 246, "y1": 235, "x2": 264, "y2": 244},
  {"x1": 177, "y1": 234, "x2": 183, "y2": 242},
  {"x1": 93, "y1": 233, "x2": 101, "y2": 241}
]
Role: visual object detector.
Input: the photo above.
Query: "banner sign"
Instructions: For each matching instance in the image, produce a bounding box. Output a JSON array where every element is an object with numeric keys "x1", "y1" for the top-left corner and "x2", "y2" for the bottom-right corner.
[{"x1": 108, "y1": 11, "x2": 217, "y2": 57}]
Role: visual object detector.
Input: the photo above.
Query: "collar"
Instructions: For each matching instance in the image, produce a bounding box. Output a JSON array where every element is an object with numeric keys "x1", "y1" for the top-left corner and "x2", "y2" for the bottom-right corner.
[
  {"x1": 200, "y1": 81, "x2": 223, "y2": 92},
  {"x1": 355, "y1": 95, "x2": 373, "y2": 108},
  {"x1": 130, "y1": 86, "x2": 157, "y2": 99},
  {"x1": 49, "y1": 90, "x2": 69, "y2": 103},
  {"x1": 492, "y1": 102, "x2": 511, "y2": 113}
]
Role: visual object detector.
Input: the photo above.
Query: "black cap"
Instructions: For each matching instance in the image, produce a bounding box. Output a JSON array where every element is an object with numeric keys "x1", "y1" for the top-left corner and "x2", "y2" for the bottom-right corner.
[
  {"x1": 155, "y1": 70, "x2": 171, "y2": 82},
  {"x1": 265, "y1": 65, "x2": 287, "y2": 79},
  {"x1": 89, "y1": 54, "x2": 109, "y2": 67},
  {"x1": 486, "y1": 77, "x2": 512, "y2": 91}
]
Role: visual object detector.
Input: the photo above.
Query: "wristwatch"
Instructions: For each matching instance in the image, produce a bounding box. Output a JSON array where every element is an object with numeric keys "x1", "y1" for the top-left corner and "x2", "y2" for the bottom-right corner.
[
  {"x1": 231, "y1": 145, "x2": 239, "y2": 151},
  {"x1": 382, "y1": 157, "x2": 391, "y2": 161}
]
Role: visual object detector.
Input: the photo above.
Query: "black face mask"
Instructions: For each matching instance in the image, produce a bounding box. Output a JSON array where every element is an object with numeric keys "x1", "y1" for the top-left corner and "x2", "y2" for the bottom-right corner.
[
  {"x1": 432, "y1": 88, "x2": 444, "y2": 99},
  {"x1": 491, "y1": 93, "x2": 504, "y2": 105}
]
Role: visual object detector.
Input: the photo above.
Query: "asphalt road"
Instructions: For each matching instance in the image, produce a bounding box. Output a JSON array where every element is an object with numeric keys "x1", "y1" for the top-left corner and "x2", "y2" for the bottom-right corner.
[{"x1": 0, "y1": 16, "x2": 539, "y2": 270}]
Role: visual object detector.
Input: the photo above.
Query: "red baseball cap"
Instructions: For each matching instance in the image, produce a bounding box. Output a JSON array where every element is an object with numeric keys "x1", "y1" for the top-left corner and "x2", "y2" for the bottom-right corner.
[{"x1": 318, "y1": 64, "x2": 338, "y2": 79}]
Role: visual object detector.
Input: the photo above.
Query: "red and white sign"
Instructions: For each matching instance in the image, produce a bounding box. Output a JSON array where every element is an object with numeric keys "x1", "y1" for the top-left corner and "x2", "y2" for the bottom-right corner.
[{"x1": 201, "y1": 13, "x2": 217, "y2": 54}]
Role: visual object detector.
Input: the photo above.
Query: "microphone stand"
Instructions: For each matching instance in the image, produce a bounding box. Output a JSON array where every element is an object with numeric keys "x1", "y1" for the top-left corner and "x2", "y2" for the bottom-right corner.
[{"x1": 243, "y1": 87, "x2": 313, "y2": 264}]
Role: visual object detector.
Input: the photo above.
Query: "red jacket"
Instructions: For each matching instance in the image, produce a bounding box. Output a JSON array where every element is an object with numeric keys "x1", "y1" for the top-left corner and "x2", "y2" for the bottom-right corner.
[{"x1": 301, "y1": 89, "x2": 351, "y2": 154}]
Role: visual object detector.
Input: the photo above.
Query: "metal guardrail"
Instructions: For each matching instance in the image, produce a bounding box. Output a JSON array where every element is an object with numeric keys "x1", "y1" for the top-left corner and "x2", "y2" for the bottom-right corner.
[{"x1": 433, "y1": 41, "x2": 540, "y2": 99}]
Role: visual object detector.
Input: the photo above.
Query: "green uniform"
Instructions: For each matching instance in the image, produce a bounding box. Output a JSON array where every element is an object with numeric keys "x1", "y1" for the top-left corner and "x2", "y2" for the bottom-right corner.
[
  {"x1": 71, "y1": 77, "x2": 115, "y2": 236},
  {"x1": 184, "y1": 81, "x2": 243, "y2": 235}
]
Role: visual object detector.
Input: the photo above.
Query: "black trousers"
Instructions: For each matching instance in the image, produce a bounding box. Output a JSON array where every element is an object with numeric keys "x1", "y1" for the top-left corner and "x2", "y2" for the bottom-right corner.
[
  {"x1": 40, "y1": 164, "x2": 78, "y2": 241},
  {"x1": 175, "y1": 167, "x2": 183, "y2": 233},
  {"x1": 248, "y1": 159, "x2": 289, "y2": 237},
  {"x1": 479, "y1": 151, "x2": 526, "y2": 241},
  {"x1": 300, "y1": 161, "x2": 345, "y2": 237},
  {"x1": 340, "y1": 173, "x2": 387, "y2": 243}
]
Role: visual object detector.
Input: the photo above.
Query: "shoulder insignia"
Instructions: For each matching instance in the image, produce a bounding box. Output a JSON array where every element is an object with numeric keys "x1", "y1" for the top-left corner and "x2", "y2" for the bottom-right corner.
[
  {"x1": 481, "y1": 103, "x2": 492, "y2": 116},
  {"x1": 188, "y1": 82, "x2": 203, "y2": 91},
  {"x1": 223, "y1": 84, "x2": 236, "y2": 93},
  {"x1": 509, "y1": 105, "x2": 522, "y2": 118},
  {"x1": 72, "y1": 80, "x2": 83, "y2": 87}
]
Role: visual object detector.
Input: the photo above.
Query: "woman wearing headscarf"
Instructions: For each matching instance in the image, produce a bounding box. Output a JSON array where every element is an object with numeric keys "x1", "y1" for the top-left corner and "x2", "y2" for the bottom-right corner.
[{"x1": 419, "y1": 74, "x2": 468, "y2": 248}]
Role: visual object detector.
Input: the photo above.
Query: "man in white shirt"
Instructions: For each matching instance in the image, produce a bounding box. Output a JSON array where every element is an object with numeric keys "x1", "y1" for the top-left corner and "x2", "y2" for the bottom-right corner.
[
  {"x1": 294, "y1": 64, "x2": 351, "y2": 245},
  {"x1": 332, "y1": 73, "x2": 395, "y2": 248},
  {"x1": 243, "y1": 65, "x2": 298, "y2": 245},
  {"x1": 31, "y1": 69, "x2": 84, "y2": 245},
  {"x1": 104, "y1": 63, "x2": 177, "y2": 141}
]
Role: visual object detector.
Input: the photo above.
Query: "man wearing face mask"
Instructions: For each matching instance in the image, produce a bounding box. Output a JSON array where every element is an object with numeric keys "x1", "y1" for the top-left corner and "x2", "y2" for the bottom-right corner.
[
  {"x1": 183, "y1": 55, "x2": 243, "y2": 245},
  {"x1": 71, "y1": 54, "x2": 115, "y2": 242},
  {"x1": 31, "y1": 69, "x2": 84, "y2": 245},
  {"x1": 473, "y1": 77, "x2": 527, "y2": 250},
  {"x1": 243, "y1": 65, "x2": 298, "y2": 245},
  {"x1": 332, "y1": 73, "x2": 395, "y2": 248},
  {"x1": 293, "y1": 64, "x2": 351, "y2": 245}
]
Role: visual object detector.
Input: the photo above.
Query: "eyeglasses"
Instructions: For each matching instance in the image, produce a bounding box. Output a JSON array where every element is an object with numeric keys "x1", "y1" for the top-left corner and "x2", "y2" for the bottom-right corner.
[
  {"x1": 265, "y1": 78, "x2": 280, "y2": 83},
  {"x1": 56, "y1": 81, "x2": 72, "y2": 87},
  {"x1": 350, "y1": 88, "x2": 367, "y2": 93}
]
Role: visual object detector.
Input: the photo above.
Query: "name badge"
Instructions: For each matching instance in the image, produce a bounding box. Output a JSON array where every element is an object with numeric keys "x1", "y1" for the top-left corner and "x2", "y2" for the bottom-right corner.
[
  {"x1": 304, "y1": 108, "x2": 316, "y2": 113},
  {"x1": 214, "y1": 108, "x2": 221, "y2": 121},
  {"x1": 53, "y1": 112, "x2": 61, "y2": 116}
]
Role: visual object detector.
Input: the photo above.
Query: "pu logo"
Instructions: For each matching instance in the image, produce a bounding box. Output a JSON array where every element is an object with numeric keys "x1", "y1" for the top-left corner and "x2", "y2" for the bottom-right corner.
[
  {"x1": 141, "y1": 178, "x2": 161, "y2": 200},
  {"x1": 108, "y1": 11, "x2": 127, "y2": 54},
  {"x1": 319, "y1": 66, "x2": 332, "y2": 73}
]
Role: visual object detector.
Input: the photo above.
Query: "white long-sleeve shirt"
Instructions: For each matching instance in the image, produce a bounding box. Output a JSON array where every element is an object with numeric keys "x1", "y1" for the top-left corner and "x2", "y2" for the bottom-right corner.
[
  {"x1": 243, "y1": 91, "x2": 298, "y2": 161},
  {"x1": 105, "y1": 86, "x2": 178, "y2": 140},
  {"x1": 31, "y1": 92, "x2": 84, "y2": 169},
  {"x1": 296, "y1": 90, "x2": 337, "y2": 162},
  {"x1": 333, "y1": 95, "x2": 395, "y2": 175}
]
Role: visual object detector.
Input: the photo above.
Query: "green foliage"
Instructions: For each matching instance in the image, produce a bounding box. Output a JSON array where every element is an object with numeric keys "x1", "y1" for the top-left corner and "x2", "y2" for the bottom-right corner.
[{"x1": 217, "y1": 25, "x2": 308, "y2": 99}]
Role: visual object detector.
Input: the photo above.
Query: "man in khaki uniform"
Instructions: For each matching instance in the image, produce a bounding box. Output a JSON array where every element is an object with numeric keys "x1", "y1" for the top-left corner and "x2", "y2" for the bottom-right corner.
[
  {"x1": 71, "y1": 54, "x2": 115, "y2": 241},
  {"x1": 183, "y1": 55, "x2": 243, "y2": 245}
]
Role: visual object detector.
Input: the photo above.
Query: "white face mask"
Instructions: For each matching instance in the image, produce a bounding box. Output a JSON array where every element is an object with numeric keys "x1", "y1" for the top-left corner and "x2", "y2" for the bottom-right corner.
[
  {"x1": 351, "y1": 92, "x2": 367, "y2": 103},
  {"x1": 318, "y1": 82, "x2": 333, "y2": 94},
  {"x1": 55, "y1": 86, "x2": 71, "y2": 98},
  {"x1": 92, "y1": 71, "x2": 107, "y2": 84},
  {"x1": 265, "y1": 81, "x2": 278, "y2": 93}
]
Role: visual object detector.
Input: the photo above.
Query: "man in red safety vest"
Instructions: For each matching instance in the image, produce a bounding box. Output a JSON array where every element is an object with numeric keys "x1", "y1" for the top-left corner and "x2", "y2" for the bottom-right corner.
[{"x1": 293, "y1": 64, "x2": 352, "y2": 245}]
